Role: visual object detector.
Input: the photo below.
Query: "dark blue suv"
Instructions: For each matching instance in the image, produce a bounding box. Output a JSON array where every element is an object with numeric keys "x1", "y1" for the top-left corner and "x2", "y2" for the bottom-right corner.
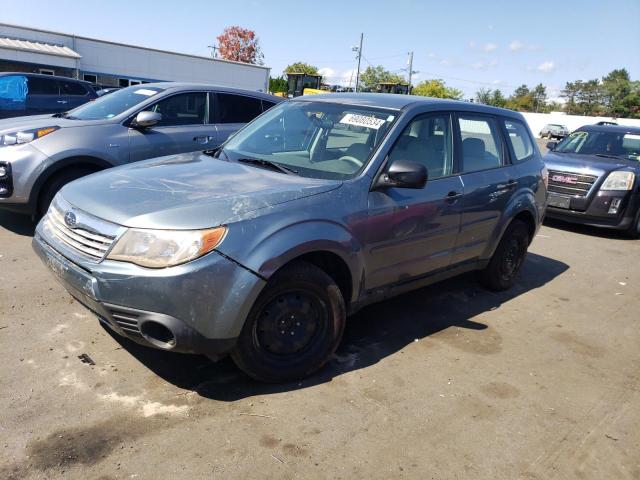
[
  {"x1": 0, "y1": 72, "x2": 97, "y2": 119},
  {"x1": 34, "y1": 94, "x2": 547, "y2": 382}
]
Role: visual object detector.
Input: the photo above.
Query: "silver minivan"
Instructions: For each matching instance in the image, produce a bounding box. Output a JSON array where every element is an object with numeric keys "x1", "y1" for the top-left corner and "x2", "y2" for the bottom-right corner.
[{"x1": 0, "y1": 83, "x2": 281, "y2": 216}]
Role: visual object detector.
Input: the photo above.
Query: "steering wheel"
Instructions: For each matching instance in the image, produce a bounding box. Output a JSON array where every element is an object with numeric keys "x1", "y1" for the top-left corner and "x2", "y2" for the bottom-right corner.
[{"x1": 338, "y1": 155, "x2": 363, "y2": 169}]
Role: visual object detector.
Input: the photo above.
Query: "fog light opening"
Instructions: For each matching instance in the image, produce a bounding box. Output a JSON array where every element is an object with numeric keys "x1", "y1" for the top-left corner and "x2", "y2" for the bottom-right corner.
[
  {"x1": 608, "y1": 198, "x2": 622, "y2": 214},
  {"x1": 140, "y1": 321, "x2": 176, "y2": 348}
]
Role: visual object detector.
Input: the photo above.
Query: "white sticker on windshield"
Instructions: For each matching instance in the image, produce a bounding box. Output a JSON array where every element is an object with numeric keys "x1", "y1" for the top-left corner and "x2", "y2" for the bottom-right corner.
[
  {"x1": 340, "y1": 113, "x2": 386, "y2": 130},
  {"x1": 624, "y1": 134, "x2": 640, "y2": 140},
  {"x1": 134, "y1": 89, "x2": 158, "y2": 96}
]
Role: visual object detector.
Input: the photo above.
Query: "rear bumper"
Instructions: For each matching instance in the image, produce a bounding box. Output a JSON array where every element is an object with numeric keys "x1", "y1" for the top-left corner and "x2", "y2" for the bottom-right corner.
[
  {"x1": 546, "y1": 190, "x2": 638, "y2": 230},
  {"x1": 32, "y1": 231, "x2": 266, "y2": 357}
]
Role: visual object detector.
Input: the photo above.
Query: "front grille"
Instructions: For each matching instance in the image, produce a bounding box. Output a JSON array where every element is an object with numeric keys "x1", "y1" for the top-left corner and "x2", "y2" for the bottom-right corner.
[
  {"x1": 548, "y1": 170, "x2": 598, "y2": 196},
  {"x1": 106, "y1": 305, "x2": 142, "y2": 337},
  {"x1": 45, "y1": 207, "x2": 116, "y2": 260}
]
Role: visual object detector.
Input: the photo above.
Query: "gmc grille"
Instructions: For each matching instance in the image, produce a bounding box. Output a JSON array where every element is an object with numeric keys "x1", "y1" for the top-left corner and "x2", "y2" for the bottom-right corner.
[{"x1": 547, "y1": 170, "x2": 598, "y2": 196}]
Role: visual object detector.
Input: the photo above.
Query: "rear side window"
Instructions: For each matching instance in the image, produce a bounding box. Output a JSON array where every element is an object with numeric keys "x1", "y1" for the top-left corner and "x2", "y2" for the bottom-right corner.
[
  {"x1": 61, "y1": 81, "x2": 88, "y2": 96},
  {"x1": 503, "y1": 119, "x2": 534, "y2": 162},
  {"x1": 215, "y1": 93, "x2": 263, "y2": 123},
  {"x1": 262, "y1": 100, "x2": 277, "y2": 112},
  {"x1": 27, "y1": 77, "x2": 59, "y2": 95},
  {"x1": 458, "y1": 116, "x2": 504, "y2": 173}
]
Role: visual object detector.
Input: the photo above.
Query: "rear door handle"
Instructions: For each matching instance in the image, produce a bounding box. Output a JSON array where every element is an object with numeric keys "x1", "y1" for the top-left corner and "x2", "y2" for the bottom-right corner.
[
  {"x1": 445, "y1": 191, "x2": 463, "y2": 203},
  {"x1": 56, "y1": 100, "x2": 67, "y2": 104},
  {"x1": 497, "y1": 179, "x2": 517, "y2": 190}
]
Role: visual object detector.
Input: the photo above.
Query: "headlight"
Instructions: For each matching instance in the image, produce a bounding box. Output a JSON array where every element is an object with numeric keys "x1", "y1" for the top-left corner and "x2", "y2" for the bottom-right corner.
[
  {"x1": 601, "y1": 171, "x2": 635, "y2": 191},
  {"x1": 107, "y1": 226, "x2": 227, "y2": 268},
  {"x1": 0, "y1": 126, "x2": 59, "y2": 146}
]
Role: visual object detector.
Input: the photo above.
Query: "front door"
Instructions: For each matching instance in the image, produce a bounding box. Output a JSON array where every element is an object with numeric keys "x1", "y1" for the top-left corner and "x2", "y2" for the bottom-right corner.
[
  {"x1": 452, "y1": 113, "x2": 519, "y2": 264},
  {"x1": 128, "y1": 91, "x2": 215, "y2": 162},
  {"x1": 364, "y1": 112, "x2": 463, "y2": 291}
]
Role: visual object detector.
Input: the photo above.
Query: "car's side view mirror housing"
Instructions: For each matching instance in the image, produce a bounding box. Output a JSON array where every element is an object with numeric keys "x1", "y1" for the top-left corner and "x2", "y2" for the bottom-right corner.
[
  {"x1": 546, "y1": 141, "x2": 558, "y2": 151},
  {"x1": 375, "y1": 160, "x2": 427, "y2": 189},
  {"x1": 132, "y1": 111, "x2": 162, "y2": 129}
]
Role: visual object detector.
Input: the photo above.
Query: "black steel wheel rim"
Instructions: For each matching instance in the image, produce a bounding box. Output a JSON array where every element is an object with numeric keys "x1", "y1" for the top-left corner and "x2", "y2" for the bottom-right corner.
[
  {"x1": 500, "y1": 237, "x2": 523, "y2": 281},
  {"x1": 254, "y1": 290, "x2": 327, "y2": 357}
]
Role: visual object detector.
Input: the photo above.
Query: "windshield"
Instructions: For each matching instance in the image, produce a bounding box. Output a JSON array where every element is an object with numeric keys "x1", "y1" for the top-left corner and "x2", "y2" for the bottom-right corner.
[
  {"x1": 555, "y1": 130, "x2": 640, "y2": 161},
  {"x1": 68, "y1": 86, "x2": 164, "y2": 120},
  {"x1": 220, "y1": 100, "x2": 398, "y2": 180}
]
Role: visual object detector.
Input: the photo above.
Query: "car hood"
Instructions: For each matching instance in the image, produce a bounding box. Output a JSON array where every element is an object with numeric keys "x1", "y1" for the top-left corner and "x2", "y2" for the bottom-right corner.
[
  {"x1": 0, "y1": 114, "x2": 108, "y2": 133},
  {"x1": 59, "y1": 151, "x2": 342, "y2": 229},
  {"x1": 543, "y1": 151, "x2": 639, "y2": 175}
]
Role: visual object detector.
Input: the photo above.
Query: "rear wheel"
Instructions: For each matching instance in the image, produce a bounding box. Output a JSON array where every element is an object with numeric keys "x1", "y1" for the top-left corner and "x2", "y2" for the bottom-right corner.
[
  {"x1": 37, "y1": 168, "x2": 95, "y2": 217},
  {"x1": 479, "y1": 220, "x2": 530, "y2": 291},
  {"x1": 231, "y1": 262, "x2": 346, "y2": 382}
]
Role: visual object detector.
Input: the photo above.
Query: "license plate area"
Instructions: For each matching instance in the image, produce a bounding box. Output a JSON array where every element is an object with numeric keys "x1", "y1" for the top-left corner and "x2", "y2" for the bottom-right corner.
[{"x1": 548, "y1": 193, "x2": 571, "y2": 209}]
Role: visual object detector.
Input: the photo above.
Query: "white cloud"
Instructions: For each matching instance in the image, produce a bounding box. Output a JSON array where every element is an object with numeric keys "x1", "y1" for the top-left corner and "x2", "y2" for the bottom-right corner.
[
  {"x1": 509, "y1": 40, "x2": 524, "y2": 51},
  {"x1": 483, "y1": 43, "x2": 498, "y2": 52},
  {"x1": 471, "y1": 61, "x2": 485, "y2": 70},
  {"x1": 471, "y1": 59, "x2": 498, "y2": 70},
  {"x1": 427, "y1": 52, "x2": 437, "y2": 59},
  {"x1": 440, "y1": 59, "x2": 454, "y2": 67},
  {"x1": 469, "y1": 41, "x2": 477, "y2": 49},
  {"x1": 537, "y1": 61, "x2": 555, "y2": 73},
  {"x1": 492, "y1": 79, "x2": 504, "y2": 85},
  {"x1": 319, "y1": 67, "x2": 356, "y2": 86}
]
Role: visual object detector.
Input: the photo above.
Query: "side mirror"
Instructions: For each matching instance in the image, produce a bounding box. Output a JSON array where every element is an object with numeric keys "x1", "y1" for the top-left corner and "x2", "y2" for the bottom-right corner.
[
  {"x1": 375, "y1": 160, "x2": 427, "y2": 189},
  {"x1": 132, "y1": 111, "x2": 162, "y2": 128},
  {"x1": 546, "y1": 141, "x2": 558, "y2": 151}
]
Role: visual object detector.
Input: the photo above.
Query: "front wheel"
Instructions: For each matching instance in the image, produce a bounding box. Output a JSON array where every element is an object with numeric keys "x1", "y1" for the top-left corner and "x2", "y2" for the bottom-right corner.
[
  {"x1": 231, "y1": 262, "x2": 346, "y2": 383},
  {"x1": 479, "y1": 220, "x2": 530, "y2": 291}
]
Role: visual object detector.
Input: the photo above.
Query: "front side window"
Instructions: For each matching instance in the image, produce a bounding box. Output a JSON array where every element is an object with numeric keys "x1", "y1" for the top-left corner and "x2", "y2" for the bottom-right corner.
[
  {"x1": 221, "y1": 101, "x2": 398, "y2": 180},
  {"x1": 149, "y1": 92, "x2": 207, "y2": 126},
  {"x1": 215, "y1": 93, "x2": 263, "y2": 123},
  {"x1": 68, "y1": 85, "x2": 164, "y2": 120},
  {"x1": 386, "y1": 113, "x2": 453, "y2": 179},
  {"x1": 504, "y1": 119, "x2": 534, "y2": 162},
  {"x1": 458, "y1": 116, "x2": 504, "y2": 173},
  {"x1": 61, "y1": 81, "x2": 88, "y2": 96}
]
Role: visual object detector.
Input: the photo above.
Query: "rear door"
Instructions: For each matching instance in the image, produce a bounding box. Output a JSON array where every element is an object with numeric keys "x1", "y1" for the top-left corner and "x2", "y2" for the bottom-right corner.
[
  {"x1": 25, "y1": 76, "x2": 65, "y2": 115},
  {"x1": 127, "y1": 91, "x2": 213, "y2": 162},
  {"x1": 451, "y1": 113, "x2": 519, "y2": 265},
  {"x1": 211, "y1": 92, "x2": 265, "y2": 145},
  {"x1": 59, "y1": 80, "x2": 93, "y2": 109},
  {"x1": 364, "y1": 112, "x2": 464, "y2": 290}
]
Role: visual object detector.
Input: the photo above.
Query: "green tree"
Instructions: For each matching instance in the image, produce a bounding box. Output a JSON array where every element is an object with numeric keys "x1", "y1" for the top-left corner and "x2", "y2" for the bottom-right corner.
[
  {"x1": 532, "y1": 83, "x2": 547, "y2": 113},
  {"x1": 602, "y1": 68, "x2": 635, "y2": 117},
  {"x1": 359, "y1": 65, "x2": 404, "y2": 92},
  {"x1": 284, "y1": 62, "x2": 320, "y2": 75},
  {"x1": 269, "y1": 76, "x2": 287, "y2": 93},
  {"x1": 412, "y1": 79, "x2": 463, "y2": 100},
  {"x1": 506, "y1": 84, "x2": 534, "y2": 111},
  {"x1": 475, "y1": 88, "x2": 492, "y2": 104}
]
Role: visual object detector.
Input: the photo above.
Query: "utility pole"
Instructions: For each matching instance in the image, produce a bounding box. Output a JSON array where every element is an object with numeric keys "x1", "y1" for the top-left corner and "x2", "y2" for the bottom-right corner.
[
  {"x1": 353, "y1": 33, "x2": 363, "y2": 93},
  {"x1": 208, "y1": 45, "x2": 218, "y2": 58},
  {"x1": 407, "y1": 51, "x2": 414, "y2": 94}
]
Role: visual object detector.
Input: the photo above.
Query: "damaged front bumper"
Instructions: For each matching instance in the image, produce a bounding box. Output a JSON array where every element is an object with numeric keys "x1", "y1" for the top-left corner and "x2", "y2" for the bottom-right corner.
[{"x1": 32, "y1": 230, "x2": 266, "y2": 357}]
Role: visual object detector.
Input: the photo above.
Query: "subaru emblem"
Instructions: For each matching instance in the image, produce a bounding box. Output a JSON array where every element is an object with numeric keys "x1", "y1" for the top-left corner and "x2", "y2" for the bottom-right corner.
[{"x1": 64, "y1": 211, "x2": 77, "y2": 227}]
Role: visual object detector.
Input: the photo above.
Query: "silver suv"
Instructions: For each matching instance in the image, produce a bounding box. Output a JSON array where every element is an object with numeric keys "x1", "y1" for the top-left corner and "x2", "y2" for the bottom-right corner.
[{"x1": 0, "y1": 83, "x2": 281, "y2": 216}]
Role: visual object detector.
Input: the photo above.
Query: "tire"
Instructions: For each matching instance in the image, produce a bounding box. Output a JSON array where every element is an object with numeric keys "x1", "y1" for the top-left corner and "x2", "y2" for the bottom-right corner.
[
  {"x1": 479, "y1": 220, "x2": 530, "y2": 291},
  {"x1": 625, "y1": 209, "x2": 640, "y2": 239},
  {"x1": 37, "y1": 168, "x2": 95, "y2": 217},
  {"x1": 231, "y1": 261, "x2": 346, "y2": 383}
]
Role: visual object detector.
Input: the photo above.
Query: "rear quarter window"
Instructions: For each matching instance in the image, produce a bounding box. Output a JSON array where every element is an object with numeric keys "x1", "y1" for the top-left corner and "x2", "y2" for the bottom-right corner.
[{"x1": 503, "y1": 119, "x2": 534, "y2": 162}]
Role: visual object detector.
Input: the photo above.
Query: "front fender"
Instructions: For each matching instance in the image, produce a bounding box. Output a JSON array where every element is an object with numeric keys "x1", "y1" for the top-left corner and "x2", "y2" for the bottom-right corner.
[{"x1": 218, "y1": 217, "x2": 364, "y2": 304}]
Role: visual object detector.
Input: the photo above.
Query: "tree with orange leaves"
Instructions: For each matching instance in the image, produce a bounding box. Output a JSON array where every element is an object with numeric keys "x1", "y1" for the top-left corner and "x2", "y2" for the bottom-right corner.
[{"x1": 216, "y1": 26, "x2": 264, "y2": 65}]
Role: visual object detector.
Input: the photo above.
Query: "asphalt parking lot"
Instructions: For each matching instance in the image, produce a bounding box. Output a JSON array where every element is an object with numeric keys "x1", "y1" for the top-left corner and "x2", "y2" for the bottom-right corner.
[{"x1": 1, "y1": 152, "x2": 639, "y2": 479}]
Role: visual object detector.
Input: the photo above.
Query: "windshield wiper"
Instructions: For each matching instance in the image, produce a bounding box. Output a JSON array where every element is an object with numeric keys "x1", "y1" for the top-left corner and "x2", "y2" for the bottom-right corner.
[
  {"x1": 595, "y1": 153, "x2": 627, "y2": 161},
  {"x1": 52, "y1": 112, "x2": 76, "y2": 119},
  {"x1": 237, "y1": 157, "x2": 298, "y2": 175}
]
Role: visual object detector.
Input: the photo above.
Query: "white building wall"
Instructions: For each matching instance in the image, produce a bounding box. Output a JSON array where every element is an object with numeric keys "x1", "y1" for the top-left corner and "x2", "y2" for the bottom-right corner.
[
  {"x1": 0, "y1": 23, "x2": 270, "y2": 91},
  {"x1": 521, "y1": 112, "x2": 640, "y2": 138}
]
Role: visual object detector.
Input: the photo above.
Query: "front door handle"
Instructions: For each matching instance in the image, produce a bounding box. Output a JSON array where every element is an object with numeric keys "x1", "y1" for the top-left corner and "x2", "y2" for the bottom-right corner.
[
  {"x1": 56, "y1": 100, "x2": 68, "y2": 104},
  {"x1": 445, "y1": 191, "x2": 463, "y2": 203},
  {"x1": 193, "y1": 136, "x2": 212, "y2": 144}
]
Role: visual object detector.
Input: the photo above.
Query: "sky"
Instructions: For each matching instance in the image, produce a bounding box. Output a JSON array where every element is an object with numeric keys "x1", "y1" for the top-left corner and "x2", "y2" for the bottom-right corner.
[{"x1": 2, "y1": 0, "x2": 639, "y2": 100}]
